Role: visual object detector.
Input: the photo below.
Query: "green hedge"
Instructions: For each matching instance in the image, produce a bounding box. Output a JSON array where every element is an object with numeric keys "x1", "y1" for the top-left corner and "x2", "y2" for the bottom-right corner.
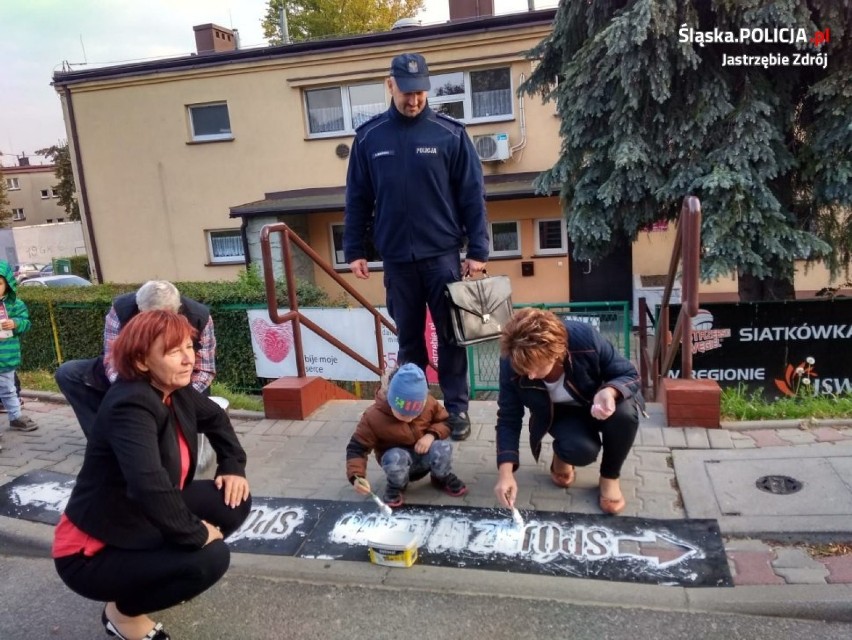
[{"x1": 16, "y1": 268, "x2": 339, "y2": 393}]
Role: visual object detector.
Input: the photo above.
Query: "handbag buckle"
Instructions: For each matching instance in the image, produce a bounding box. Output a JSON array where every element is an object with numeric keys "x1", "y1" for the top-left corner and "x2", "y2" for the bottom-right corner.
[{"x1": 483, "y1": 313, "x2": 491, "y2": 323}]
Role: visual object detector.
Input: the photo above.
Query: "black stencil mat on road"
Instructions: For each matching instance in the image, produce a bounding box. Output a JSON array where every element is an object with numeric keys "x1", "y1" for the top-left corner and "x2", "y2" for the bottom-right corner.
[{"x1": 0, "y1": 471, "x2": 732, "y2": 587}]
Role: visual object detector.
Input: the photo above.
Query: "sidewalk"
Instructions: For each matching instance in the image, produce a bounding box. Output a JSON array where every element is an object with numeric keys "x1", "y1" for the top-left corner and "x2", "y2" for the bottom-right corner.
[{"x1": 2, "y1": 392, "x2": 852, "y2": 621}]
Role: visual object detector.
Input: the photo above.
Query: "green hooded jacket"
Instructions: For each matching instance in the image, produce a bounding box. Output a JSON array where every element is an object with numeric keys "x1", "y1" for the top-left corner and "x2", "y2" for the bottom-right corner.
[{"x1": 0, "y1": 261, "x2": 31, "y2": 372}]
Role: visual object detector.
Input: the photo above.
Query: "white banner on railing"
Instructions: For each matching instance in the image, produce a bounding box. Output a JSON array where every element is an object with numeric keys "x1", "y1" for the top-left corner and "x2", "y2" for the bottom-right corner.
[{"x1": 248, "y1": 307, "x2": 410, "y2": 381}]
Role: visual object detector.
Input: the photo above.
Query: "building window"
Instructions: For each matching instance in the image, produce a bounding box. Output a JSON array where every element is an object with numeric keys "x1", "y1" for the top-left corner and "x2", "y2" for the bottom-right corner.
[
  {"x1": 47, "y1": 218, "x2": 53, "y2": 223},
  {"x1": 188, "y1": 102, "x2": 232, "y2": 142},
  {"x1": 51, "y1": 188, "x2": 60, "y2": 198},
  {"x1": 57, "y1": 218, "x2": 65, "y2": 222},
  {"x1": 489, "y1": 221, "x2": 521, "y2": 257},
  {"x1": 330, "y1": 223, "x2": 382, "y2": 269},
  {"x1": 207, "y1": 229, "x2": 244, "y2": 263},
  {"x1": 429, "y1": 67, "x2": 513, "y2": 123},
  {"x1": 535, "y1": 218, "x2": 567, "y2": 255},
  {"x1": 5, "y1": 178, "x2": 20, "y2": 190},
  {"x1": 40, "y1": 189, "x2": 50, "y2": 199},
  {"x1": 305, "y1": 82, "x2": 386, "y2": 137},
  {"x1": 12, "y1": 208, "x2": 25, "y2": 221}
]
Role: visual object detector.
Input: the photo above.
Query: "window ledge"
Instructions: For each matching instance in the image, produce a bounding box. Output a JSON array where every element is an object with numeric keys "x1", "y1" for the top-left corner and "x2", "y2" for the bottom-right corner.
[
  {"x1": 488, "y1": 254, "x2": 522, "y2": 261},
  {"x1": 532, "y1": 252, "x2": 568, "y2": 258},
  {"x1": 205, "y1": 259, "x2": 245, "y2": 266},
  {"x1": 187, "y1": 137, "x2": 235, "y2": 145}
]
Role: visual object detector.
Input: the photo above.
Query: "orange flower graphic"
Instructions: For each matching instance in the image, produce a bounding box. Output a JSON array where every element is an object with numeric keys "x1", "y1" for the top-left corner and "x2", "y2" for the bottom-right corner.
[{"x1": 774, "y1": 358, "x2": 817, "y2": 397}]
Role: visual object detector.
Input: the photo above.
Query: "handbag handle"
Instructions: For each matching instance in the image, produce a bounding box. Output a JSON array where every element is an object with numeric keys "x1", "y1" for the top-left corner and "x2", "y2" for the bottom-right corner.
[{"x1": 462, "y1": 267, "x2": 488, "y2": 280}]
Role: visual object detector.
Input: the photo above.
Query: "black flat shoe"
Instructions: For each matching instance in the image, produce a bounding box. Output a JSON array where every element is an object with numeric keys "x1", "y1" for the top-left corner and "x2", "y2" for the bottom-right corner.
[{"x1": 102, "y1": 606, "x2": 171, "y2": 640}]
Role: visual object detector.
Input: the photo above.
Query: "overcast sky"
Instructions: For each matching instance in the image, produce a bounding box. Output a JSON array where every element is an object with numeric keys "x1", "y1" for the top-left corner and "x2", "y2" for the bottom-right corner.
[{"x1": 0, "y1": 0, "x2": 557, "y2": 166}]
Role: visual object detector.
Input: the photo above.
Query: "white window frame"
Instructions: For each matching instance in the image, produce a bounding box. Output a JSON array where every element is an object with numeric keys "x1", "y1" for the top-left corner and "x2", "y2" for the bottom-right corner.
[
  {"x1": 534, "y1": 218, "x2": 567, "y2": 255},
  {"x1": 304, "y1": 82, "x2": 386, "y2": 138},
  {"x1": 188, "y1": 102, "x2": 233, "y2": 142},
  {"x1": 329, "y1": 222, "x2": 383, "y2": 270},
  {"x1": 40, "y1": 189, "x2": 50, "y2": 199},
  {"x1": 489, "y1": 220, "x2": 521, "y2": 258},
  {"x1": 12, "y1": 208, "x2": 25, "y2": 221},
  {"x1": 51, "y1": 188, "x2": 60, "y2": 198},
  {"x1": 206, "y1": 229, "x2": 244, "y2": 264},
  {"x1": 6, "y1": 178, "x2": 19, "y2": 190},
  {"x1": 429, "y1": 67, "x2": 514, "y2": 124}
]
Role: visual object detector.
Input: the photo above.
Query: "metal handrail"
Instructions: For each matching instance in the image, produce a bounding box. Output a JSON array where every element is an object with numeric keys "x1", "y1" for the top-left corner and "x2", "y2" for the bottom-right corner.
[
  {"x1": 640, "y1": 196, "x2": 702, "y2": 399},
  {"x1": 258, "y1": 223, "x2": 396, "y2": 378}
]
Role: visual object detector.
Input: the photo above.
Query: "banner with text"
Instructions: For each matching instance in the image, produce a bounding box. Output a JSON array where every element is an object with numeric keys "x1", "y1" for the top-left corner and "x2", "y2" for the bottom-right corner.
[
  {"x1": 667, "y1": 298, "x2": 852, "y2": 398},
  {"x1": 248, "y1": 307, "x2": 439, "y2": 382}
]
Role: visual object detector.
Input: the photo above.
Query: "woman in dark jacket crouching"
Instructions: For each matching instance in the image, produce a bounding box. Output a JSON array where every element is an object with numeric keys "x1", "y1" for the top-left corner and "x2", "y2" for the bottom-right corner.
[
  {"x1": 53, "y1": 310, "x2": 251, "y2": 640},
  {"x1": 494, "y1": 307, "x2": 641, "y2": 515}
]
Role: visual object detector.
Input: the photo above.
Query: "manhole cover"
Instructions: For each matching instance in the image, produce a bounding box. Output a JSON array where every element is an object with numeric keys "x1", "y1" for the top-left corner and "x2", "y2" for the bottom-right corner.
[{"x1": 755, "y1": 475, "x2": 803, "y2": 495}]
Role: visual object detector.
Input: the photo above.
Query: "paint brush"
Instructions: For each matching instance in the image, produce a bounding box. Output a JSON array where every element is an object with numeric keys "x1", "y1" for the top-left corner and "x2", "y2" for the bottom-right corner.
[
  {"x1": 505, "y1": 491, "x2": 524, "y2": 528},
  {"x1": 355, "y1": 478, "x2": 393, "y2": 517}
]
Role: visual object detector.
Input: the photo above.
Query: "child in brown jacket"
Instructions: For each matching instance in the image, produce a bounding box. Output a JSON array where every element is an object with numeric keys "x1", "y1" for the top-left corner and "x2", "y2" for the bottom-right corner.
[{"x1": 346, "y1": 363, "x2": 468, "y2": 507}]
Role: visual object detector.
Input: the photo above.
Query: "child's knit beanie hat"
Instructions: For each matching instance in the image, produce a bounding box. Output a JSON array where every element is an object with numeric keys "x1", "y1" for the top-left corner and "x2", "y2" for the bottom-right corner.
[{"x1": 387, "y1": 363, "x2": 428, "y2": 418}]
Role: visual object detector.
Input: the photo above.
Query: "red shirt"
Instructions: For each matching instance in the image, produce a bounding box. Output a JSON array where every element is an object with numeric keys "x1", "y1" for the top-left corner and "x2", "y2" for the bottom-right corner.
[{"x1": 53, "y1": 418, "x2": 191, "y2": 558}]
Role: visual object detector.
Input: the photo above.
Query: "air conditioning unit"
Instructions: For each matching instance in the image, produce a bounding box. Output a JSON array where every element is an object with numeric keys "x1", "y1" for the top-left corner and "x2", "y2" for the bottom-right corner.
[{"x1": 473, "y1": 133, "x2": 511, "y2": 162}]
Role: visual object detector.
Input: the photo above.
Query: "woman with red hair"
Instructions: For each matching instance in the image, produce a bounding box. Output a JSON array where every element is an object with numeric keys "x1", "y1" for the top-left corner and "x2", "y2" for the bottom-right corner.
[{"x1": 53, "y1": 310, "x2": 251, "y2": 640}]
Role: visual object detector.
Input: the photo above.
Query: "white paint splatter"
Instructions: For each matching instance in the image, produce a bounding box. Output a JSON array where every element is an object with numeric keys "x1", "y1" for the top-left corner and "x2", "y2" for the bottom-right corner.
[
  {"x1": 228, "y1": 505, "x2": 307, "y2": 542},
  {"x1": 10, "y1": 481, "x2": 72, "y2": 512}
]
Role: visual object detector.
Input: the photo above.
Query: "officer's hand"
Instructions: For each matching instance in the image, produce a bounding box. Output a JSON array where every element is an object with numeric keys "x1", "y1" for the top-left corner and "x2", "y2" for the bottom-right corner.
[
  {"x1": 349, "y1": 259, "x2": 370, "y2": 279},
  {"x1": 463, "y1": 259, "x2": 487, "y2": 277}
]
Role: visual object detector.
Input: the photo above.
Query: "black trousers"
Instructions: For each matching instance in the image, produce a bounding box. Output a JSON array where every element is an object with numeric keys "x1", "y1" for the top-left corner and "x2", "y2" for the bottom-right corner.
[
  {"x1": 549, "y1": 400, "x2": 638, "y2": 479},
  {"x1": 55, "y1": 480, "x2": 251, "y2": 617}
]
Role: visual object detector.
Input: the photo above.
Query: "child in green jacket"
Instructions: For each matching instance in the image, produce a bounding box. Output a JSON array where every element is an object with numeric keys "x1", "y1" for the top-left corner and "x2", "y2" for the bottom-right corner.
[{"x1": 0, "y1": 261, "x2": 37, "y2": 450}]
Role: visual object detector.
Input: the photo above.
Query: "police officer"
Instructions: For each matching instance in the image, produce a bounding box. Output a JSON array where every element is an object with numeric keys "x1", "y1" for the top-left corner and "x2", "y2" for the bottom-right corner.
[{"x1": 344, "y1": 52, "x2": 489, "y2": 441}]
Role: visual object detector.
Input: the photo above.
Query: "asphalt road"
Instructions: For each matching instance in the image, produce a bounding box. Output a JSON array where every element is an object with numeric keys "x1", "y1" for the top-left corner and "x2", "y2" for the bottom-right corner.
[{"x1": 4, "y1": 554, "x2": 851, "y2": 640}]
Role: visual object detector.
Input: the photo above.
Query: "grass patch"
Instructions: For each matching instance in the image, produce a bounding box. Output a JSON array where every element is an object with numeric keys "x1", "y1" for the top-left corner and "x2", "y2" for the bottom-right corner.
[
  {"x1": 721, "y1": 385, "x2": 852, "y2": 421},
  {"x1": 19, "y1": 369, "x2": 264, "y2": 412}
]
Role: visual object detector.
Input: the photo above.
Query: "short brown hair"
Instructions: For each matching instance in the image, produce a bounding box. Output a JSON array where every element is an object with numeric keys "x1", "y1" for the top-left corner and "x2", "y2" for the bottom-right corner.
[
  {"x1": 111, "y1": 310, "x2": 197, "y2": 381},
  {"x1": 499, "y1": 307, "x2": 568, "y2": 374}
]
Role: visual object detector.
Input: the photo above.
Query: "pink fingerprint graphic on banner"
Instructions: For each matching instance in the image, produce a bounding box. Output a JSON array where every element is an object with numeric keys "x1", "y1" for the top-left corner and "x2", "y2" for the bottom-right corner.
[{"x1": 250, "y1": 318, "x2": 294, "y2": 363}]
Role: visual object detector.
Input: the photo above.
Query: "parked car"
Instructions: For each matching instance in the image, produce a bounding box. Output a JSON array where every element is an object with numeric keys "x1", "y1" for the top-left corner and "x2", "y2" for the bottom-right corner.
[
  {"x1": 39, "y1": 264, "x2": 54, "y2": 276},
  {"x1": 19, "y1": 275, "x2": 92, "y2": 288},
  {"x1": 14, "y1": 263, "x2": 47, "y2": 282}
]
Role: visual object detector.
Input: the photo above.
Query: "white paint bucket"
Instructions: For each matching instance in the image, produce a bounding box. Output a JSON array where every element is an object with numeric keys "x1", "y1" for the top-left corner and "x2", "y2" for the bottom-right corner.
[{"x1": 367, "y1": 530, "x2": 419, "y2": 568}]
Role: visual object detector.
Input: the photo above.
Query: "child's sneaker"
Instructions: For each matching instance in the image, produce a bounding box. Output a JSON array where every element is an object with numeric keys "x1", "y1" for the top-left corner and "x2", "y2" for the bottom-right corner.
[
  {"x1": 431, "y1": 472, "x2": 468, "y2": 497},
  {"x1": 382, "y1": 484, "x2": 405, "y2": 508},
  {"x1": 10, "y1": 415, "x2": 38, "y2": 432}
]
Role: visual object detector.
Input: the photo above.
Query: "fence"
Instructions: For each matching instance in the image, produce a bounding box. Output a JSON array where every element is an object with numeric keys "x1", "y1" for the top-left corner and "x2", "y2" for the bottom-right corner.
[{"x1": 468, "y1": 301, "x2": 631, "y2": 394}]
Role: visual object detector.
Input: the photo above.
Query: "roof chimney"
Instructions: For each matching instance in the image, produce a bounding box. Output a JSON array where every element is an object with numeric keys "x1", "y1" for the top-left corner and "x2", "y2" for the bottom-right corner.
[
  {"x1": 449, "y1": 0, "x2": 494, "y2": 21},
  {"x1": 193, "y1": 24, "x2": 237, "y2": 55},
  {"x1": 17, "y1": 155, "x2": 30, "y2": 167}
]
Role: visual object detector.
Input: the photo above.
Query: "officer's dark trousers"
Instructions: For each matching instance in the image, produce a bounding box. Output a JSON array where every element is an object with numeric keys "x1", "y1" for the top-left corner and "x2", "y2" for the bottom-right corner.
[{"x1": 383, "y1": 253, "x2": 469, "y2": 415}]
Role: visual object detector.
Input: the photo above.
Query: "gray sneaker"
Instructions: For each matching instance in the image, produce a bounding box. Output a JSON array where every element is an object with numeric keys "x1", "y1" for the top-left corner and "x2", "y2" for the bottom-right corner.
[
  {"x1": 447, "y1": 412, "x2": 471, "y2": 441},
  {"x1": 10, "y1": 415, "x2": 38, "y2": 432}
]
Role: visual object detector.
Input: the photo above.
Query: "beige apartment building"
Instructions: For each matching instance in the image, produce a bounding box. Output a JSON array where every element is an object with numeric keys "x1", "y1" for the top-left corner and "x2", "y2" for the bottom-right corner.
[
  {"x1": 51, "y1": 7, "x2": 841, "y2": 308},
  {"x1": 3, "y1": 161, "x2": 70, "y2": 227}
]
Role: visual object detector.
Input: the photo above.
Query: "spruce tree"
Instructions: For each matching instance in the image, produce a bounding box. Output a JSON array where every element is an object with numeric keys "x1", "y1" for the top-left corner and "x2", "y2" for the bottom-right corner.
[{"x1": 521, "y1": 0, "x2": 851, "y2": 300}]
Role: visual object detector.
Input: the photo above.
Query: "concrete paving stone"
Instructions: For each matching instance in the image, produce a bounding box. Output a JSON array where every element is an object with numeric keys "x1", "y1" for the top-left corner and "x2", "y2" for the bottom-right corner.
[
  {"x1": 726, "y1": 550, "x2": 785, "y2": 585},
  {"x1": 730, "y1": 434, "x2": 758, "y2": 448},
  {"x1": 813, "y1": 427, "x2": 852, "y2": 443},
  {"x1": 776, "y1": 430, "x2": 819, "y2": 446},
  {"x1": 662, "y1": 428, "x2": 687, "y2": 448},
  {"x1": 746, "y1": 429, "x2": 792, "y2": 448},
  {"x1": 823, "y1": 555, "x2": 852, "y2": 583},
  {"x1": 773, "y1": 568, "x2": 829, "y2": 584},
  {"x1": 634, "y1": 469, "x2": 677, "y2": 493},
  {"x1": 772, "y1": 547, "x2": 827, "y2": 570},
  {"x1": 723, "y1": 538, "x2": 775, "y2": 553},
  {"x1": 636, "y1": 492, "x2": 684, "y2": 517},
  {"x1": 636, "y1": 425, "x2": 665, "y2": 447},
  {"x1": 34, "y1": 449, "x2": 77, "y2": 462},
  {"x1": 683, "y1": 428, "x2": 711, "y2": 449},
  {"x1": 707, "y1": 429, "x2": 735, "y2": 449},
  {"x1": 634, "y1": 450, "x2": 673, "y2": 470},
  {"x1": 5, "y1": 459, "x2": 53, "y2": 475}
]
